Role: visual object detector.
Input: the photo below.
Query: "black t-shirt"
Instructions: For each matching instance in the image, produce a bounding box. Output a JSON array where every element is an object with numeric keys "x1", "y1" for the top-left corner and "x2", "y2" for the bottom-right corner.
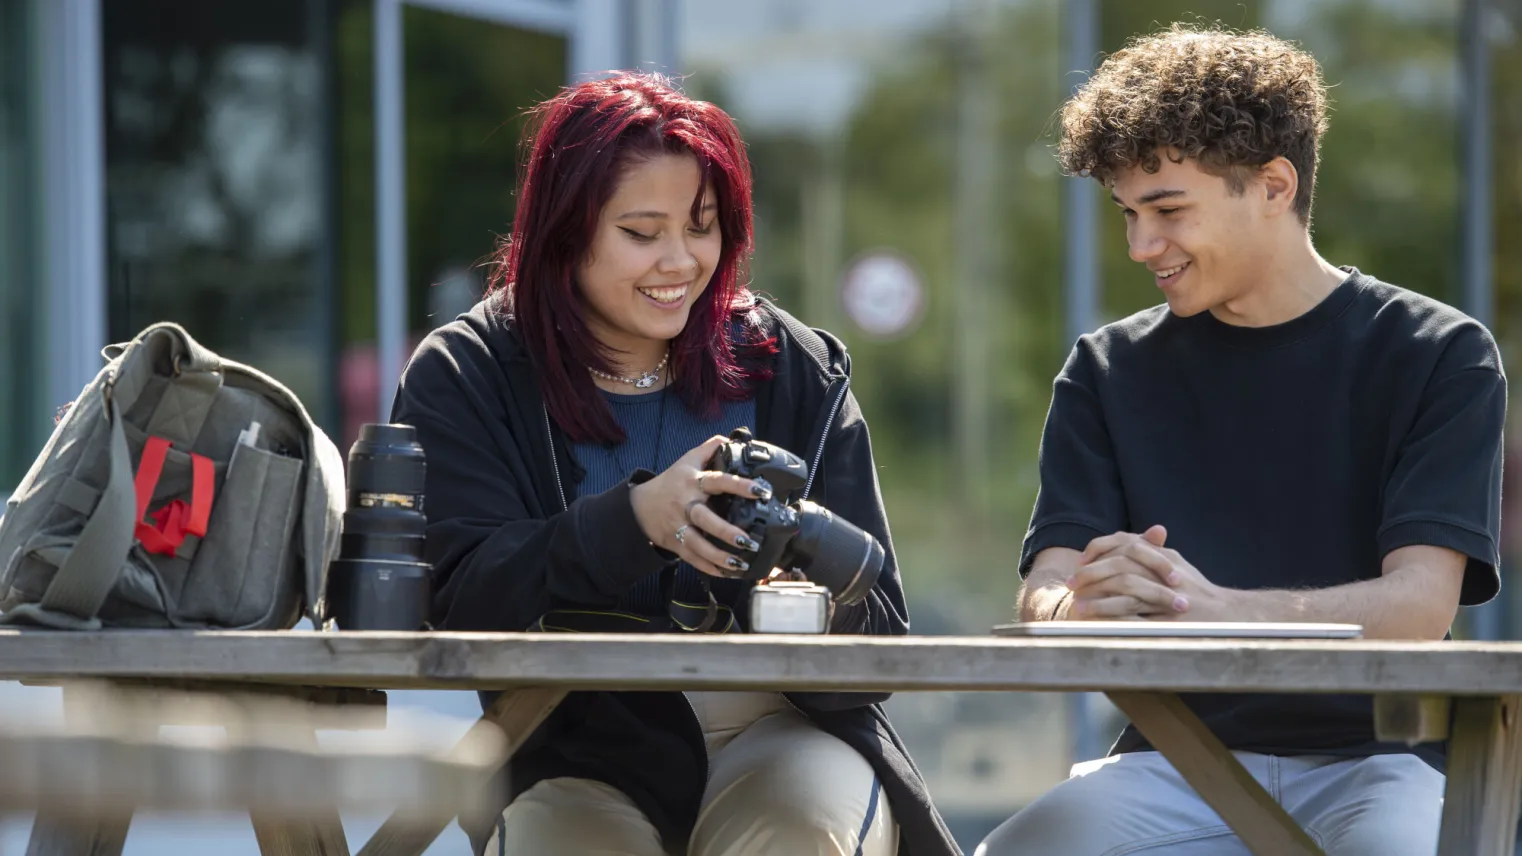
[{"x1": 1019, "y1": 268, "x2": 1505, "y2": 769}]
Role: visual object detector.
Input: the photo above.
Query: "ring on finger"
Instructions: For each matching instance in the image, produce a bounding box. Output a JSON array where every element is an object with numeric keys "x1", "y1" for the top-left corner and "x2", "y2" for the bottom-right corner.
[
  {"x1": 685, "y1": 498, "x2": 706, "y2": 519},
  {"x1": 675, "y1": 524, "x2": 689, "y2": 544},
  {"x1": 696, "y1": 472, "x2": 708, "y2": 491}
]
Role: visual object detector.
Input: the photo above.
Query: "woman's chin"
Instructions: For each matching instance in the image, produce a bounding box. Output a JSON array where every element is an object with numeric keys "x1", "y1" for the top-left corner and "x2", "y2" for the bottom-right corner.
[{"x1": 633, "y1": 310, "x2": 694, "y2": 341}]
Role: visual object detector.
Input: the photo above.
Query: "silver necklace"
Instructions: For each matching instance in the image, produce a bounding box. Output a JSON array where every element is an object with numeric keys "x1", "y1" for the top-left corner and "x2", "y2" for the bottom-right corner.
[{"x1": 588, "y1": 351, "x2": 669, "y2": 389}]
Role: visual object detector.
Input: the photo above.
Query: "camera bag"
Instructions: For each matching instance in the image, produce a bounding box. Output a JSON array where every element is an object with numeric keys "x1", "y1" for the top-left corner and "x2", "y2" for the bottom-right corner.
[{"x1": 0, "y1": 322, "x2": 346, "y2": 630}]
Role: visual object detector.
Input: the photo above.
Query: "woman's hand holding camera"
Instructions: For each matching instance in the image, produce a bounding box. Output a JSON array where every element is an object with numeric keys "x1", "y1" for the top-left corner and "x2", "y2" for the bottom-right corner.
[{"x1": 630, "y1": 435, "x2": 769, "y2": 579}]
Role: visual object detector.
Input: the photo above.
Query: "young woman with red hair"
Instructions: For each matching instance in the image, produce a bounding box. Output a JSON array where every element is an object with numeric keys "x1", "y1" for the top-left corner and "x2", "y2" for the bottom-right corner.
[{"x1": 392, "y1": 73, "x2": 956, "y2": 856}]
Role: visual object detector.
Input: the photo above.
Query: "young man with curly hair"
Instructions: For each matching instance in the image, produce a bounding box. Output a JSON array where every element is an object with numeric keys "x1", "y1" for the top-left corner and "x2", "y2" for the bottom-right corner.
[{"x1": 979, "y1": 24, "x2": 1505, "y2": 856}]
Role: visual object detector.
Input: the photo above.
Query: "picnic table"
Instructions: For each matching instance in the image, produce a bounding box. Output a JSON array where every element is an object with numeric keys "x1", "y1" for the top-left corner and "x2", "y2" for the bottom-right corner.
[{"x1": 0, "y1": 629, "x2": 1517, "y2": 856}]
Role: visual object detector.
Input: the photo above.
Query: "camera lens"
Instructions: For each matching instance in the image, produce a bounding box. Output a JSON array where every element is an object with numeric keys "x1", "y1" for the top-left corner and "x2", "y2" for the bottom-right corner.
[
  {"x1": 326, "y1": 423, "x2": 432, "y2": 630},
  {"x1": 789, "y1": 502, "x2": 884, "y2": 605}
]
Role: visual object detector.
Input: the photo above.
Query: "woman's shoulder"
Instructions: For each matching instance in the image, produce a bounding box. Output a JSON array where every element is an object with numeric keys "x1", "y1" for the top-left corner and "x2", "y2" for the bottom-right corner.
[
  {"x1": 414, "y1": 295, "x2": 525, "y2": 362},
  {"x1": 747, "y1": 295, "x2": 849, "y2": 380},
  {"x1": 401, "y1": 295, "x2": 530, "y2": 392}
]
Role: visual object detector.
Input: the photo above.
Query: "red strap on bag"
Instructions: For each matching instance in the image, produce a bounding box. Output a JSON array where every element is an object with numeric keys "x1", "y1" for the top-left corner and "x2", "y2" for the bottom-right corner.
[
  {"x1": 133, "y1": 437, "x2": 170, "y2": 523},
  {"x1": 133, "y1": 436, "x2": 215, "y2": 556},
  {"x1": 187, "y1": 453, "x2": 213, "y2": 537}
]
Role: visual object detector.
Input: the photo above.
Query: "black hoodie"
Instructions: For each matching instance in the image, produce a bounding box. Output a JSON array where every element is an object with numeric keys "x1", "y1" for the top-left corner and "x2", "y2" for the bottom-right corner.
[{"x1": 392, "y1": 296, "x2": 962, "y2": 856}]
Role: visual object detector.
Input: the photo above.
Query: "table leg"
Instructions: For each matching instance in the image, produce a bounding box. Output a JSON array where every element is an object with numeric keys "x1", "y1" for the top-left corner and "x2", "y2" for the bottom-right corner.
[
  {"x1": 248, "y1": 720, "x2": 351, "y2": 856},
  {"x1": 1437, "y1": 695, "x2": 1522, "y2": 856},
  {"x1": 23, "y1": 814, "x2": 132, "y2": 856},
  {"x1": 24, "y1": 684, "x2": 136, "y2": 856},
  {"x1": 250, "y1": 819, "x2": 351, "y2": 856},
  {"x1": 354, "y1": 687, "x2": 568, "y2": 856},
  {"x1": 1106, "y1": 691, "x2": 1326, "y2": 856}
]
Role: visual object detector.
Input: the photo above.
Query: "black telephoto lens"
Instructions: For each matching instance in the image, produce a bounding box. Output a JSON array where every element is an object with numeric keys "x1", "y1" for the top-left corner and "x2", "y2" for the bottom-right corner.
[
  {"x1": 326, "y1": 423, "x2": 432, "y2": 630},
  {"x1": 787, "y1": 501, "x2": 884, "y2": 606}
]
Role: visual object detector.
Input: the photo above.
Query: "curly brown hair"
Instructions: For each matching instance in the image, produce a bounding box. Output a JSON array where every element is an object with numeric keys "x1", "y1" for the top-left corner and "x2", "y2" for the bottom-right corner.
[{"x1": 1058, "y1": 24, "x2": 1330, "y2": 223}]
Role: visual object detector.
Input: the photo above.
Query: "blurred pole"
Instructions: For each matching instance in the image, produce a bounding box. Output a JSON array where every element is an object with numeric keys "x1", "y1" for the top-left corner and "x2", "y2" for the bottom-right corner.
[
  {"x1": 1063, "y1": 0, "x2": 1100, "y2": 351},
  {"x1": 310, "y1": 0, "x2": 342, "y2": 439},
  {"x1": 570, "y1": 0, "x2": 625, "y2": 78},
  {"x1": 1063, "y1": 0, "x2": 1106, "y2": 763},
  {"x1": 1461, "y1": 0, "x2": 1503, "y2": 641},
  {"x1": 375, "y1": 0, "x2": 407, "y2": 423},
  {"x1": 801, "y1": 134, "x2": 844, "y2": 333},
  {"x1": 657, "y1": 0, "x2": 680, "y2": 74},
  {"x1": 1460, "y1": 0, "x2": 1499, "y2": 637},
  {"x1": 953, "y1": 0, "x2": 995, "y2": 516},
  {"x1": 620, "y1": 0, "x2": 677, "y2": 73},
  {"x1": 39, "y1": 0, "x2": 107, "y2": 415}
]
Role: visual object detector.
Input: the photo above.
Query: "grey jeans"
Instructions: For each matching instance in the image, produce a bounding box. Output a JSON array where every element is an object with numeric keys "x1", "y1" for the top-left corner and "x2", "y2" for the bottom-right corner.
[{"x1": 976, "y1": 750, "x2": 1443, "y2": 856}]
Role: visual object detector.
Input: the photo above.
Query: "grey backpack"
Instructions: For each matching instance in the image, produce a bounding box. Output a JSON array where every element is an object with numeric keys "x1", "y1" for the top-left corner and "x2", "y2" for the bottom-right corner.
[{"x1": 0, "y1": 322, "x2": 346, "y2": 630}]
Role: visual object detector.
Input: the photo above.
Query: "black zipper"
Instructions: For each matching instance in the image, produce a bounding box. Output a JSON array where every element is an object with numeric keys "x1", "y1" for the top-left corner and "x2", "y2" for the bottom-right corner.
[
  {"x1": 541, "y1": 403, "x2": 567, "y2": 512},
  {"x1": 802, "y1": 377, "x2": 850, "y2": 501}
]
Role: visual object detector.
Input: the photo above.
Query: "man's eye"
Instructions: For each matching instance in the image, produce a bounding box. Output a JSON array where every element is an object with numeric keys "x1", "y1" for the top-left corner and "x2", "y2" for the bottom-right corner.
[
  {"x1": 1158, "y1": 208, "x2": 1181, "y2": 216},
  {"x1": 620, "y1": 228, "x2": 656, "y2": 242}
]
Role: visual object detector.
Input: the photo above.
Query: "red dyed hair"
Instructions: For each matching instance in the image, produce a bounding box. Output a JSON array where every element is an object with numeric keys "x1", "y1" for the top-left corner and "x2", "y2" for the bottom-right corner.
[{"x1": 486, "y1": 72, "x2": 773, "y2": 445}]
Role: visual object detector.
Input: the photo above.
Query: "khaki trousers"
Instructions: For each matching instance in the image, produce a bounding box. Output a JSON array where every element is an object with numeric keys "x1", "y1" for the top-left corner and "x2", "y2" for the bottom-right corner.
[{"x1": 485, "y1": 691, "x2": 898, "y2": 855}]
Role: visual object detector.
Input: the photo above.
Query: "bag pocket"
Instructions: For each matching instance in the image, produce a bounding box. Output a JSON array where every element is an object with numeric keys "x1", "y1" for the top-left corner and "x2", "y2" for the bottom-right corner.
[
  {"x1": 181, "y1": 442, "x2": 303, "y2": 628},
  {"x1": 0, "y1": 530, "x2": 172, "y2": 628}
]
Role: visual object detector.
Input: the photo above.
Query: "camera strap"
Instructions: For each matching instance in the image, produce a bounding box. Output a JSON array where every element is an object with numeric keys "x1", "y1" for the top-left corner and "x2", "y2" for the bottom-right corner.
[
  {"x1": 529, "y1": 566, "x2": 733, "y2": 635},
  {"x1": 664, "y1": 567, "x2": 730, "y2": 633}
]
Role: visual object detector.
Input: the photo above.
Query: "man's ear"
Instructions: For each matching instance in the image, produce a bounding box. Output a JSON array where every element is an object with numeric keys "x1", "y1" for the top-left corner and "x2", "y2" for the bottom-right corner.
[{"x1": 1257, "y1": 157, "x2": 1298, "y2": 217}]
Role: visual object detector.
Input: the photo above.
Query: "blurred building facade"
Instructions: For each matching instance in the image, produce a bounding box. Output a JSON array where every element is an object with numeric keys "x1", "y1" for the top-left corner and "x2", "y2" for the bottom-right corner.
[{"x1": 2, "y1": 0, "x2": 1520, "y2": 851}]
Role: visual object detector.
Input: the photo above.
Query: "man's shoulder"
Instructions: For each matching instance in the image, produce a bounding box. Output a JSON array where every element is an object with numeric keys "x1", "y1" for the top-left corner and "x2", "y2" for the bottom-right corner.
[
  {"x1": 1348, "y1": 273, "x2": 1502, "y2": 373},
  {"x1": 1076, "y1": 304, "x2": 1177, "y2": 371}
]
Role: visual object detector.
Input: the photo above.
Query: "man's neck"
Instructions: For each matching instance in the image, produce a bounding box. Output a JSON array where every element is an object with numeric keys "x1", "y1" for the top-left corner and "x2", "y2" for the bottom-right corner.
[{"x1": 1211, "y1": 232, "x2": 1347, "y2": 328}]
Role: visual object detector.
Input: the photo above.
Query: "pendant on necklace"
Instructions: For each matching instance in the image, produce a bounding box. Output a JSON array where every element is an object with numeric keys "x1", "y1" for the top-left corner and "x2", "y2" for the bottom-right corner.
[{"x1": 635, "y1": 372, "x2": 658, "y2": 389}]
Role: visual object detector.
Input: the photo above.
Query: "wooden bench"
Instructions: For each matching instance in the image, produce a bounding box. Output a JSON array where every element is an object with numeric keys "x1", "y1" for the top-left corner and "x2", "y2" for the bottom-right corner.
[
  {"x1": 3, "y1": 680, "x2": 501, "y2": 856},
  {"x1": 1, "y1": 630, "x2": 1518, "y2": 856}
]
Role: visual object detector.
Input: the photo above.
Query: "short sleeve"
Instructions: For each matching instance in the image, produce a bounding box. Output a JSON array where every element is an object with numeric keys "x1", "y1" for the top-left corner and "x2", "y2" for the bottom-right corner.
[
  {"x1": 1019, "y1": 340, "x2": 1129, "y2": 576},
  {"x1": 1379, "y1": 326, "x2": 1507, "y2": 606}
]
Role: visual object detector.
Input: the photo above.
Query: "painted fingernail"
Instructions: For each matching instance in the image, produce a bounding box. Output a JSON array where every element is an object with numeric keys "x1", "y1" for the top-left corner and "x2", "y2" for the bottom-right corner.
[
  {"x1": 1167, "y1": 573, "x2": 1182, "y2": 585},
  {"x1": 1172, "y1": 596, "x2": 1189, "y2": 612},
  {"x1": 726, "y1": 556, "x2": 750, "y2": 572},
  {"x1": 750, "y1": 479, "x2": 773, "y2": 499},
  {"x1": 736, "y1": 535, "x2": 761, "y2": 552}
]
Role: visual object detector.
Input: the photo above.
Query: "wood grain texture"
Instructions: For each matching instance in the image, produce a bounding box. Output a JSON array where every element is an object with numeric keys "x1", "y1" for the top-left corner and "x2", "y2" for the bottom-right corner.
[
  {"x1": 23, "y1": 814, "x2": 132, "y2": 856},
  {"x1": 1108, "y1": 692, "x2": 1326, "y2": 856},
  {"x1": 1438, "y1": 695, "x2": 1522, "y2": 856},
  {"x1": 2, "y1": 631, "x2": 1522, "y2": 694},
  {"x1": 250, "y1": 815, "x2": 353, "y2": 856},
  {"x1": 0, "y1": 730, "x2": 503, "y2": 814},
  {"x1": 355, "y1": 687, "x2": 568, "y2": 856},
  {"x1": 1373, "y1": 694, "x2": 1452, "y2": 746}
]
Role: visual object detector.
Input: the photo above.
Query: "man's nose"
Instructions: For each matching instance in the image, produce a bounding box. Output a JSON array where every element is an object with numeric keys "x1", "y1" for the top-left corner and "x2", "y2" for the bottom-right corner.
[{"x1": 1128, "y1": 226, "x2": 1166, "y2": 264}]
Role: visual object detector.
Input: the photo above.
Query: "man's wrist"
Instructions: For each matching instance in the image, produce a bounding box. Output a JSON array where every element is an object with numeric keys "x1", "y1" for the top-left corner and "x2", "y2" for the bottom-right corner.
[{"x1": 1046, "y1": 588, "x2": 1074, "y2": 621}]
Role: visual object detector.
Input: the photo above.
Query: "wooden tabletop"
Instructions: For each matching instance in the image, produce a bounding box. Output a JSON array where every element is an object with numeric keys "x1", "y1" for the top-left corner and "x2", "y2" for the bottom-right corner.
[
  {"x1": 6, "y1": 629, "x2": 1521, "y2": 856},
  {"x1": 2, "y1": 629, "x2": 1520, "y2": 694}
]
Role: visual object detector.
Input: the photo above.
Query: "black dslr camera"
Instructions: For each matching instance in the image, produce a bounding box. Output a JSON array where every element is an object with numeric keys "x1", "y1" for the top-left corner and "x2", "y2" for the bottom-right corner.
[{"x1": 705, "y1": 428, "x2": 884, "y2": 633}]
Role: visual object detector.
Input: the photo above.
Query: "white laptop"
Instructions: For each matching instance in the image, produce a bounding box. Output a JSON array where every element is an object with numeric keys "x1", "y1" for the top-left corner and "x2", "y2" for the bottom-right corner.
[{"x1": 990, "y1": 621, "x2": 1364, "y2": 639}]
